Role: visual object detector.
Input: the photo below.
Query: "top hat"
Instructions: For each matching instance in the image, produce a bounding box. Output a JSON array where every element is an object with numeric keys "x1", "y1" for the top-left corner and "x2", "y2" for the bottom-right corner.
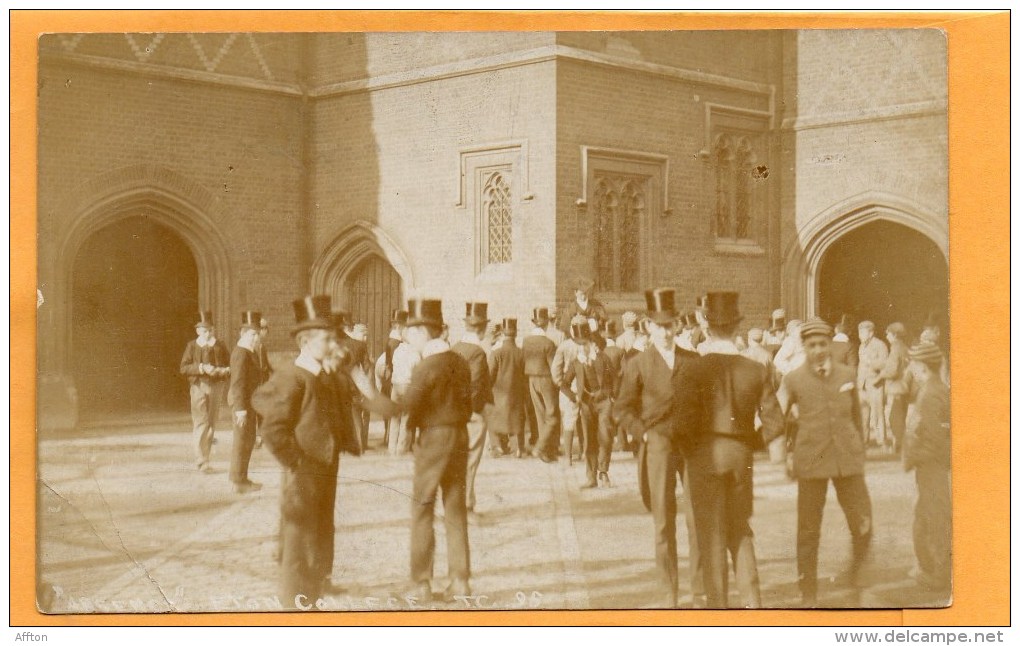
[
  {"x1": 502, "y1": 318, "x2": 518, "y2": 336},
  {"x1": 391, "y1": 309, "x2": 409, "y2": 326},
  {"x1": 195, "y1": 310, "x2": 214, "y2": 329},
  {"x1": 644, "y1": 288, "x2": 679, "y2": 325},
  {"x1": 407, "y1": 299, "x2": 444, "y2": 328},
  {"x1": 291, "y1": 295, "x2": 334, "y2": 336},
  {"x1": 601, "y1": 319, "x2": 618, "y2": 338},
  {"x1": 464, "y1": 302, "x2": 489, "y2": 325},
  {"x1": 908, "y1": 341, "x2": 944, "y2": 366},
  {"x1": 569, "y1": 315, "x2": 590, "y2": 341},
  {"x1": 770, "y1": 308, "x2": 787, "y2": 331},
  {"x1": 239, "y1": 310, "x2": 261, "y2": 331},
  {"x1": 531, "y1": 307, "x2": 550, "y2": 326},
  {"x1": 799, "y1": 318, "x2": 833, "y2": 340},
  {"x1": 703, "y1": 292, "x2": 743, "y2": 326},
  {"x1": 574, "y1": 277, "x2": 596, "y2": 295}
]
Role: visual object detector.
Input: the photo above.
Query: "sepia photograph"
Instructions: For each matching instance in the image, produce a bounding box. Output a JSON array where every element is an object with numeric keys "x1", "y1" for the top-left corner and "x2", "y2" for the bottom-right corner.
[{"x1": 27, "y1": 17, "x2": 975, "y2": 621}]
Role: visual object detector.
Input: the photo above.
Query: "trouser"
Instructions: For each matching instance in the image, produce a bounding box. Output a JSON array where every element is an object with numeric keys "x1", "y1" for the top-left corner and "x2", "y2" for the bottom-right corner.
[
  {"x1": 559, "y1": 391, "x2": 581, "y2": 457},
  {"x1": 885, "y1": 394, "x2": 907, "y2": 449},
  {"x1": 579, "y1": 399, "x2": 614, "y2": 482},
  {"x1": 229, "y1": 409, "x2": 257, "y2": 483},
  {"x1": 190, "y1": 380, "x2": 224, "y2": 466},
  {"x1": 646, "y1": 432, "x2": 702, "y2": 605},
  {"x1": 796, "y1": 474, "x2": 873, "y2": 599},
  {"x1": 525, "y1": 391, "x2": 539, "y2": 447},
  {"x1": 687, "y1": 439, "x2": 761, "y2": 609},
  {"x1": 489, "y1": 402, "x2": 526, "y2": 455},
  {"x1": 386, "y1": 384, "x2": 413, "y2": 455},
  {"x1": 861, "y1": 384, "x2": 886, "y2": 445},
  {"x1": 913, "y1": 465, "x2": 951, "y2": 588},
  {"x1": 528, "y1": 376, "x2": 559, "y2": 456},
  {"x1": 465, "y1": 412, "x2": 487, "y2": 510},
  {"x1": 279, "y1": 463, "x2": 339, "y2": 609},
  {"x1": 411, "y1": 425, "x2": 470, "y2": 585}
]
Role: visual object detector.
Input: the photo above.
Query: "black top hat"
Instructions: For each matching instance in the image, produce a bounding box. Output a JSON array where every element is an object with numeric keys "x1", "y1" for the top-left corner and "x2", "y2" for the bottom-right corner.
[
  {"x1": 531, "y1": 307, "x2": 550, "y2": 326},
  {"x1": 407, "y1": 299, "x2": 444, "y2": 328},
  {"x1": 240, "y1": 310, "x2": 261, "y2": 330},
  {"x1": 502, "y1": 318, "x2": 518, "y2": 336},
  {"x1": 391, "y1": 309, "x2": 409, "y2": 325},
  {"x1": 291, "y1": 295, "x2": 333, "y2": 335},
  {"x1": 704, "y1": 292, "x2": 743, "y2": 326},
  {"x1": 195, "y1": 310, "x2": 214, "y2": 329},
  {"x1": 464, "y1": 302, "x2": 489, "y2": 325},
  {"x1": 645, "y1": 288, "x2": 679, "y2": 325},
  {"x1": 569, "y1": 316, "x2": 590, "y2": 341},
  {"x1": 601, "y1": 319, "x2": 618, "y2": 337}
]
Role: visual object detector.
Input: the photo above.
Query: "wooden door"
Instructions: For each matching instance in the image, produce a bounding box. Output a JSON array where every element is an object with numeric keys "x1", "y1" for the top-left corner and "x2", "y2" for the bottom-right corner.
[{"x1": 344, "y1": 254, "x2": 403, "y2": 361}]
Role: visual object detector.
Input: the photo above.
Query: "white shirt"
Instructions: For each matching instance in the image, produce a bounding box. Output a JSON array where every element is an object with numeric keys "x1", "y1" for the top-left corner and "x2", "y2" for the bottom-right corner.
[
  {"x1": 653, "y1": 343, "x2": 675, "y2": 370},
  {"x1": 422, "y1": 338, "x2": 451, "y2": 359},
  {"x1": 774, "y1": 336, "x2": 806, "y2": 376},
  {"x1": 236, "y1": 335, "x2": 256, "y2": 352},
  {"x1": 196, "y1": 335, "x2": 218, "y2": 348},
  {"x1": 458, "y1": 331, "x2": 484, "y2": 348},
  {"x1": 294, "y1": 352, "x2": 324, "y2": 377},
  {"x1": 699, "y1": 339, "x2": 742, "y2": 356}
]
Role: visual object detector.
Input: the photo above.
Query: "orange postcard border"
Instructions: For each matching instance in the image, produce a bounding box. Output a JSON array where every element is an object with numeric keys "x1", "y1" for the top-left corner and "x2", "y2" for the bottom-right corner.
[{"x1": 9, "y1": 10, "x2": 1010, "y2": 628}]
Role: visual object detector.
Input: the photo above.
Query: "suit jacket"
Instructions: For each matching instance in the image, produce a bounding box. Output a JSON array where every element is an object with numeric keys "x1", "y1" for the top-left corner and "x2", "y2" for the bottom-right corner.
[
  {"x1": 488, "y1": 340, "x2": 528, "y2": 430},
  {"x1": 404, "y1": 350, "x2": 473, "y2": 431},
  {"x1": 880, "y1": 338, "x2": 909, "y2": 396},
  {"x1": 451, "y1": 341, "x2": 494, "y2": 414},
  {"x1": 252, "y1": 362, "x2": 355, "y2": 470},
  {"x1": 227, "y1": 345, "x2": 263, "y2": 414},
  {"x1": 615, "y1": 346, "x2": 695, "y2": 440},
  {"x1": 672, "y1": 351, "x2": 784, "y2": 455},
  {"x1": 559, "y1": 298, "x2": 607, "y2": 331},
  {"x1": 903, "y1": 379, "x2": 950, "y2": 471},
  {"x1": 857, "y1": 337, "x2": 889, "y2": 389},
  {"x1": 522, "y1": 333, "x2": 557, "y2": 377},
  {"x1": 781, "y1": 362, "x2": 864, "y2": 479},
  {"x1": 180, "y1": 339, "x2": 230, "y2": 386},
  {"x1": 561, "y1": 350, "x2": 615, "y2": 405},
  {"x1": 602, "y1": 344, "x2": 625, "y2": 398}
]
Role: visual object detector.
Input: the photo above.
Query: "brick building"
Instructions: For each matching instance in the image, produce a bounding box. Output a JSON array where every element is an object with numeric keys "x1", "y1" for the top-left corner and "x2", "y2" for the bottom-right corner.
[{"x1": 37, "y1": 31, "x2": 948, "y2": 427}]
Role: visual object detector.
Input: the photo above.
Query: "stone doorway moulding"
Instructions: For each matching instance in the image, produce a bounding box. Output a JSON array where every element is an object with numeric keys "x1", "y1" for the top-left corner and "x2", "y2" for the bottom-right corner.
[
  {"x1": 310, "y1": 221, "x2": 416, "y2": 309},
  {"x1": 782, "y1": 191, "x2": 948, "y2": 320},
  {"x1": 41, "y1": 165, "x2": 233, "y2": 429}
]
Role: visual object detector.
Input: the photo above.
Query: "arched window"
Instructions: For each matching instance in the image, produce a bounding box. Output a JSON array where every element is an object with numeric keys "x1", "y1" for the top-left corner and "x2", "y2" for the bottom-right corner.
[
  {"x1": 482, "y1": 170, "x2": 512, "y2": 265},
  {"x1": 713, "y1": 132, "x2": 756, "y2": 242},
  {"x1": 593, "y1": 173, "x2": 646, "y2": 293}
]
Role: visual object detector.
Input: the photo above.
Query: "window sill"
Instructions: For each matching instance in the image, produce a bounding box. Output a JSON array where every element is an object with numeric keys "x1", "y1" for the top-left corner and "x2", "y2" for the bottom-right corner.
[{"x1": 714, "y1": 240, "x2": 765, "y2": 257}]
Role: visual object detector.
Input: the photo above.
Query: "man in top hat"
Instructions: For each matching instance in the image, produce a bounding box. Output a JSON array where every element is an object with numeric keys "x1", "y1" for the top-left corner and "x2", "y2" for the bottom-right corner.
[
  {"x1": 522, "y1": 307, "x2": 560, "y2": 463},
  {"x1": 397, "y1": 298, "x2": 474, "y2": 602},
  {"x1": 180, "y1": 311, "x2": 231, "y2": 473},
  {"x1": 674, "y1": 312, "x2": 700, "y2": 354},
  {"x1": 857, "y1": 320, "x2": 890, "y2": 448},
  {"x1": 228, "y1": 311, "x2": 267, "y2": 493},
  {"x1": 778, "y1": 318, "x2": 873, "y2": 607},
  {"x1": 451, "y1": 302, "x2": 495, "y2": 514},
  {"x1": 561, "y1": 317, "x2": 617, "y2": 488},
  {"x1": 488, "y1": 318, "x2": 528, "y2": 457},
  {"x1": 673, "y1": 292, "x2": 784, "y2": 609},
  {"x1": 560, "y1": 277, "x2": 607, "y2": 335},
  {"x1": 881, "y1": 322, "x2": 910, "y2": 453},
  {"x1": 252, "y1": 295, "x2": 358, "y2": 608},
  {"x1": 552, "y1": 315, "x2": 590, "y2": 464},
  {"x1": 764, "y1": 308, "x2": 787, "y2": 357},
  {"x1": 376, "y1": 310, "x2": 408, "y2": 447},
  {"x1": 902, "y1": 341, "x2": 951, "y2": 593},
  {"x1": 616, "y1": 288, "x2": 702, "y2": 608},
  {"x1": 380, "y1": 311, "x2": 420, "y2": 456}
]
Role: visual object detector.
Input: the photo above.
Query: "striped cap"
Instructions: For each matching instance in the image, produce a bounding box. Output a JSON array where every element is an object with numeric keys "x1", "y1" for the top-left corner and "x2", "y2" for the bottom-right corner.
[
  {"x1": 799, "y1": 317, "x2": 833, "y2": 340},
  {"x1": 908, "y1": 341, "x2": 944, "y2": 366}
]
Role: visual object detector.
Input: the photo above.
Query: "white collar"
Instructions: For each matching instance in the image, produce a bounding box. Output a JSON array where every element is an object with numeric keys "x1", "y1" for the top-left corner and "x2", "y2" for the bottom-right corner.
[
  {"x1": 294, "y1": 352, "x2": 323, "y2": 376},
  {"x1": 576, "y1": 296, "x2": 589, "y2": 310},
  {"x1": 422, "y1": 338, "x2": 451, "y2": 358},
  {"x1": 700, "y1": 339, "x2": 741, "y2": 356},
  {"x1": 458, "y1": 332, "x2": 483, "y2": 347},
  {"x1": 675, "y1": 336, "x2": 696, "y2": 353},
  {"x1": 833, "y1": 332, "x2": 849, "y2": 342},
  {"x1": 389, "y1": 330, "x2": 402, "y2": 341},
  {"x1": 237, "y1": 336, "x2": 256, "y2": 352},
  {"x1": 531, "y1": 327, "x2": 546, "y2": 336},
  {"x1": 196, "y1": 336, "x2": 217, "y2": 348}
]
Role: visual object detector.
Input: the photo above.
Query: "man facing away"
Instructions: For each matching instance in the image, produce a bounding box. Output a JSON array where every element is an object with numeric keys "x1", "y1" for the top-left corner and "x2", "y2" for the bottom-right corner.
[
  {"x1": 376, "y1": 309, "x2": 408, "y2": 448},
  {"x1": 488, "y1": 317, "x2": 528, "y2": 457},
  {"x1": 228, "y1": 310, "x2": 267, "y2": 493},
  {"x1": 450, "y1": 302, "x2": 495, "y2": 514},
  {"x1": 180, "y1": 310, "x2": 231, "y2": 473},
  {"x1": 673, "y1": 292, "x2": 784, "y2": 609},
  {"x1": 522, "y1": 307, "x2": 560, "y2": 463},
  {"x1": 779, "y1": 318, "x2": 873, "y2": 608}
]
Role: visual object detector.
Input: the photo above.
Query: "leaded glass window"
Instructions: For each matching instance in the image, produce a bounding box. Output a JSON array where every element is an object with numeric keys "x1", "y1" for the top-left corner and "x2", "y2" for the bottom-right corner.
[
  {"x1": 482, "y1": 170, "x2": 512, "y2": 266},
  {"x1": 593, "y1": 173, "x2": 645, "y2": 293},
  {"x1": 713, "y1": 132, "x2": 755, "y2": 241}
]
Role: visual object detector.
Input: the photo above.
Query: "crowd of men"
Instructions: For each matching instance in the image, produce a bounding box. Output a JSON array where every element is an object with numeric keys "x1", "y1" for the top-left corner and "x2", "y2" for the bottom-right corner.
[{"x1": 179, "y1": 279, "x2": 951, "y2": 610}]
